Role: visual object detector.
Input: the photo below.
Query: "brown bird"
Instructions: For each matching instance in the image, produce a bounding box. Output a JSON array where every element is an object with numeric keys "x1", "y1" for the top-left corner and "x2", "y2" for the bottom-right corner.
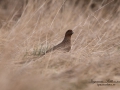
[
  {"x1": 16, "y1": 30, "x2": 73, "y2": 64},
  {"x1": 44, "y1": 29, "x2": 74, "y2": 54}
]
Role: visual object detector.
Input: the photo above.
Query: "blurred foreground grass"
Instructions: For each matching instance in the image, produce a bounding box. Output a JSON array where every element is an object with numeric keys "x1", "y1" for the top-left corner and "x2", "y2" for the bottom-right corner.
[{"x1": 0, "y1": 0, "x2": 120, "y2": 90}]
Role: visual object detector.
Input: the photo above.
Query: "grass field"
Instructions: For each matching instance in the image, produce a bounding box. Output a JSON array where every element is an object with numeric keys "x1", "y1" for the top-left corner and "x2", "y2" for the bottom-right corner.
[{"x1": 0, "y1": 0, "x2": 120, "y2": 90}]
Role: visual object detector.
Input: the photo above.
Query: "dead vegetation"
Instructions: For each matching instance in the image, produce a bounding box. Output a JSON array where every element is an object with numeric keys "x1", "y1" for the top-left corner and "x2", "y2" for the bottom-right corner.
[{"x1": 0, "y1": 0, "x2": 120, "y2": 90}]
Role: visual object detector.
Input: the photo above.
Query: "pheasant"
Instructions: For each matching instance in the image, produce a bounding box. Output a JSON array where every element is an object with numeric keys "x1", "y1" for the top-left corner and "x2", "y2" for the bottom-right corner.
[{"x1": 44, "y1": 29, "x2": 73, "y2": 54}]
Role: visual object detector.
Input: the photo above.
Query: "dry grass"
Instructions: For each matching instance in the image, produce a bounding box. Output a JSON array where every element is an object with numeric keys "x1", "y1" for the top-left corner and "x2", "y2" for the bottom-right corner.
[{"x1": 0, "y1": 0, "x2": 120, "y2": 90}]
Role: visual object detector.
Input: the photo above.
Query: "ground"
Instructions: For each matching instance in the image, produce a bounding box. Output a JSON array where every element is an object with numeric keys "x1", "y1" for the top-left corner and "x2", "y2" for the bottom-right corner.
[{"x1": 0, "y1": 0, "x2": 120, "y2": 90}]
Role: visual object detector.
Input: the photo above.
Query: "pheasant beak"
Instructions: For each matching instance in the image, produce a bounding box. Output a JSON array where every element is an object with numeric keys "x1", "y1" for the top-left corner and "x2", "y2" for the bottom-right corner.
[{"x1": 72, "y1": 31, "x2": 74, "y2": 34}]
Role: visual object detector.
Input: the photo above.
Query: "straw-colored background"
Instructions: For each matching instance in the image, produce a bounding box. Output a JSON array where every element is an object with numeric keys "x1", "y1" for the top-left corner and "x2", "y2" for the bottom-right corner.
[{"x1": 0, "y1": 0, "x2": 120, "y2": 90}]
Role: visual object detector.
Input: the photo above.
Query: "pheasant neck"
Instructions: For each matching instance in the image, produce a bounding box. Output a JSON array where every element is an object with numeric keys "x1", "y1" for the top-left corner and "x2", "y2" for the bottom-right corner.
[{"x1": 62, "y1": 36, "x2": 71, "y2": 43}]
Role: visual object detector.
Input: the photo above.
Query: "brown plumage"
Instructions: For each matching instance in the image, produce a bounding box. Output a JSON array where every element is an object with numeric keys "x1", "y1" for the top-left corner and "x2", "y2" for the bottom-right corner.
[
  {"x1": 44, "y1": 29, "x2": 73, "y2": 54},
  {"x1": 16, "y1": 30, "x2": 73, "y2": 64}
]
